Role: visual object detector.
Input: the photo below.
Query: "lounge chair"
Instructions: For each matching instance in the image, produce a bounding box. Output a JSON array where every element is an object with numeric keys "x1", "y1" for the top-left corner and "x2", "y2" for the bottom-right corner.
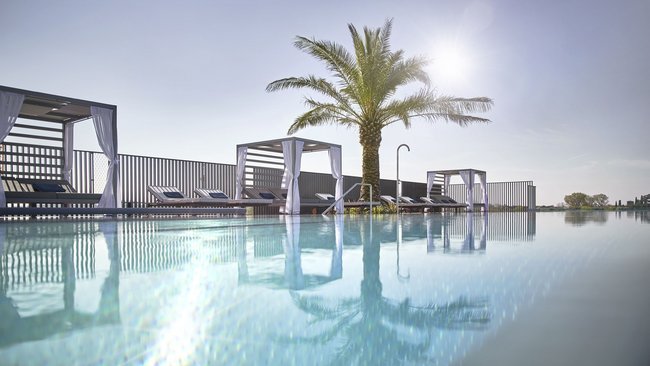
[
  {"x1": 243, "y1": 187, "x2": 333, "y2": 213},
  {"x1": 243, "y1": 187, "x2": 284, "y2": 202},
  {"x1": 269, "y1": 188, "x2": 288, "y2": 200},
  {"x1": 193, "y1": 188, "x2": 272, "y2": 206},
  {"x1": 148, "y1": 185, "x2": 271, "y2": 207},
  {"x1": 380, "y1": 195, "x2": 427, "y2": 211},
  {"x1": 147, "y1": 185, "x2": 201, "y2": 206},
  {"x1": 315, "y1": 193, "x2": 380, "y2": 208},
  {"x1": 3, "y1": 177, "x2": 101, "y2": 205},
  {"x1": 420, "y1": 195, "x2": 467, "y2": 209}
]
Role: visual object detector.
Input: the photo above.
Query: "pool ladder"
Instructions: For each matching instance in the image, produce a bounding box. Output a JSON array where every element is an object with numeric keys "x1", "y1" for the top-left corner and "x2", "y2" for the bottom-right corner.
[{"x1": 322, "y1": 183, "x2": 373, "y2": 216}]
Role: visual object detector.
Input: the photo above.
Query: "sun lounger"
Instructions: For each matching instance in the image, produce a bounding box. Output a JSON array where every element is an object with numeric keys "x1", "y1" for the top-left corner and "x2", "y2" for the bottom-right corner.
[
  {"x1": 419, "y1": 195, "x2": 467, "y2": 208},
  {"x1": 243, "y1": 187, "x2": 284, "y2": 202},
  {"x1": 3, "y1": 177, "x2": 101, "y2": 205},
  {"x1": 315, "y1": 193, "x2": 380, "y2": 208},
  {"x1": 420, "y1": 194, "x2": 467, "y2": 208},
  {"x1": 243, "y1": 187, "x2": 334, "y2": 213},
  {"x1": 193, "y1": 188, "x2": 272, "y2": 206},
  {"x1": 269, "y1": 188, "x2": 288, "y2": 200},
  {"x1": 148, "y1": 185, "x2": 271, "y2": 207},
  {"x1": 380, "y1": 195, "x2": 428, "y2": 211}
]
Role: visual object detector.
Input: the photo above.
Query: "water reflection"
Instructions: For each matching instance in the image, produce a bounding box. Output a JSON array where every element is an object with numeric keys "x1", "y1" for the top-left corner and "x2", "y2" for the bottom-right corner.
[
  {"x1": 0, "y1": 222, "x2": 120, "y2": 347},
  {"x1": 624, "y1": 210, "x2": 650, "y2": 224},
  {"x1": 424, "y1": 212, "x2": 537, "y2": 253},
  {"x1": 238, "y1": 216, "x2": 343, "y2": 290},
  {"x1": 426, "y1": 213, "x2": 488, "y2": 253},
  {"x1": 0, "y1": 212, "x2": 612, "y2": 365},
  {"x1": 289, "y1": 216, "x2": 490, "y2": 364},
  {"x1": 564, "y1": 210, "x2": 608, "y2": 226}
]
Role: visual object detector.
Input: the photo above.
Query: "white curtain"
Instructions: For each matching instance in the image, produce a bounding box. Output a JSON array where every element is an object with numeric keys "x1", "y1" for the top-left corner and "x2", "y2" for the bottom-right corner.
[
  {"x1": 479, "y1": 172, "x2": 488, "y2": 212},
  {"x1": 458, "y1": 170, "x2": 474, "y2": 211},
  {"x1": 91, "y1": 106, "x2": 119, "y2": 208},
  {"x1": 328, "y1": 146, "x2": 343, "y2": 214},
  {"x1": 426, "y1": 173, "x2": 432, "y2": 196},
  {"x1": 0, "y1": 91, "x2": 25, "y2": 208},
  {"x1": 63, "y1": 123, "x2": 74, "y2": 182},
  {"x1": 282, "y1": 140, "x2": 303, "y2": 214},
  {"x1": 235, "y1": 146, "x2": 247, "y2": 199},
  {"x1": 459, "y1": 170, "x2": 474, "y2": 211}
]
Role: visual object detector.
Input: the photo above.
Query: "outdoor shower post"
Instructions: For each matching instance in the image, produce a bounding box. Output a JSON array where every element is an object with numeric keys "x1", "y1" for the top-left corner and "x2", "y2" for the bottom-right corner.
[{"x1": 396, "y1": 144, "x2": 410, "y2": 214}]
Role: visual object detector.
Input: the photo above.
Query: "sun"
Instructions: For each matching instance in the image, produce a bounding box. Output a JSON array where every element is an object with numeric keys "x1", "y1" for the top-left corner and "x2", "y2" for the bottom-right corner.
[{"x1": 429, "y1": 41, "x2": 472, "y2": 84}]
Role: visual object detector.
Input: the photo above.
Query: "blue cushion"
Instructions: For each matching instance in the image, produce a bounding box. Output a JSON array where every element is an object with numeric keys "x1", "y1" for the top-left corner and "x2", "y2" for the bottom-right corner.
[
  {"x1": 259, "y1": 192, "x2": 276, "y2": 199},
  {"x1": 209, "y1": 192, "x2": 228, "y2": 199},
  {"x1": 163, "y1": 191, "x2": 184, "y2": 198},
  {"x1": 33, "y1": 183, "x2": 65, "y2": 193}
]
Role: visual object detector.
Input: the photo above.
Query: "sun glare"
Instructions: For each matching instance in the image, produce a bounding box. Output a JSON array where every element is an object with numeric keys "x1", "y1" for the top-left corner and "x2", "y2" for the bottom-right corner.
[{"x1": 430, "y1": 42, "x2": 472, "y2": 84}]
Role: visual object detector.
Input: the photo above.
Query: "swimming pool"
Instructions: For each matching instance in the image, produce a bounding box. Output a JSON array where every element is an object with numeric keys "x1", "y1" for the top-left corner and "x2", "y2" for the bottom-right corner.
[{"x1": 1, "y1": 211, "x2": 649, "y2": 365}]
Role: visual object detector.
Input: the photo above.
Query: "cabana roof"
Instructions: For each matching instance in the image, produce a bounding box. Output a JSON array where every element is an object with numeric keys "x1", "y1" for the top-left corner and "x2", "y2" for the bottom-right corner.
[
  {"x1": 427, "y1": 168, "x2": 486, "y2": 175},
  {"x1": 237, "y1": 137, "x2": 340, "y2": 154},
  {"x1": 0, "y1": 85, "x2": 116, "y2": 124}
]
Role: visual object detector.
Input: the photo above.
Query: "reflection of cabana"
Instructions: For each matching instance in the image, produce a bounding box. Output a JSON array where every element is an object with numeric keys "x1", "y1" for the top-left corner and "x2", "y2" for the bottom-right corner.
[
  {"x1": 0, "y1": 85, "x2": 119, "y2": 208},
  {"x1": 426, "y1": 213, "x2": 488, "y2": 252},
  {"x1": 0, "y1": 222, "x2": 120, "y2": 347},
  {"x1": 426, "y1": 169, "x2": 488, "y2": 212},
  {"x1": 235, "y1": 137, "x2": 343, "y2": 214},
  {"x1": 236, "y1": 216, "x2": 343, "y2": 290}
]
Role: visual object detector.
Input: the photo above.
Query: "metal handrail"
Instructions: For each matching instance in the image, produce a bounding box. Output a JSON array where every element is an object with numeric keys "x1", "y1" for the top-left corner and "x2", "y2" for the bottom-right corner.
[{"x1": 322, "y1": 183, "x2": 373, "y2": 216}]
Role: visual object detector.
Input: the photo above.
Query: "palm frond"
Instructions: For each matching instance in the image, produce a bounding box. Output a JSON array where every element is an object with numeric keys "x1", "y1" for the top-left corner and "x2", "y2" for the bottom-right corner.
[
  {"x1": 288, "y1": 106, "x2": 340, "y2": 135},
  {"x1": 303, "y1": 99, "x2": 359, "y2": 124},
  {"x1": 267, "y1": 76, "x2": 361, "y2": 120},
  {"x1": 293, "y1": 36, "x2": 359, "y2": 90},
  {"x1": 383, "y1": 92, "x2": 493, "y2": 127}
]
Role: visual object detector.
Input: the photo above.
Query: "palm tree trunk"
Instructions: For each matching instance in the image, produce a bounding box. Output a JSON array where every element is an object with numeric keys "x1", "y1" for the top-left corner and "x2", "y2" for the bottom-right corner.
[{"x1": 359, "y1": 126, "x2": 382, "y2": 201}]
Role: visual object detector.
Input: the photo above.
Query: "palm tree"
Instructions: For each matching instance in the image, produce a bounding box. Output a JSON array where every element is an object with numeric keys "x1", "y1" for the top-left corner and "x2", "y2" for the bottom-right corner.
[{"x1": 267, "y1": 19, "x2": 493, "y2": 200}]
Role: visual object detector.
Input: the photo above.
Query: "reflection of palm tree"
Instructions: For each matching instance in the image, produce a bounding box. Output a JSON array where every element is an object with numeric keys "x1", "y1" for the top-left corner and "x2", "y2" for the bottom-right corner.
[{"x1": 288, "y1": 218, "x2": 490, "y2": 365}]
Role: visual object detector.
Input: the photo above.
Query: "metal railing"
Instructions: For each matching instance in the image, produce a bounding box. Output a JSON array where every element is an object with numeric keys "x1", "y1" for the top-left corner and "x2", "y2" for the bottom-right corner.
[
  {"x1": 322, "y1": 183, "x2": 373, "y2": 216},
  {"x1": 1, "y1": 145, "x2": 536, "y2": 211},
  {"x1": 446, "y1": 181, "x2": 535, "y2": 209}
]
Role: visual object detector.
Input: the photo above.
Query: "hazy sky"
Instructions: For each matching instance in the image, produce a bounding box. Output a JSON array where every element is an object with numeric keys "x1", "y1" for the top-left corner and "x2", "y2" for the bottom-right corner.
[{"x1": 1, "y1": 0, "x2": 648, "y2": 205}]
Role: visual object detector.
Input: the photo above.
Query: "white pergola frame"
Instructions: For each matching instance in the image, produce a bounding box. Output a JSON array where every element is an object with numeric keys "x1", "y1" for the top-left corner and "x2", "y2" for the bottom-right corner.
[
  {"x1": 235, "y1": 137, "x2": 343, "y2": 215},
  {"x1": 0, "y1": 85, "x2": 119, "y2": 208},
  {"x1": 426, "y1": 168, "x2": 488, "y2": 212}
]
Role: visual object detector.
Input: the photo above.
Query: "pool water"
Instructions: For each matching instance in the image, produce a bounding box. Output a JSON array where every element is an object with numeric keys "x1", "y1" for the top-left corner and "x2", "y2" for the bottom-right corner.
[{"x1": 1, "y1": 211, "x2": 649, "y2": 365}]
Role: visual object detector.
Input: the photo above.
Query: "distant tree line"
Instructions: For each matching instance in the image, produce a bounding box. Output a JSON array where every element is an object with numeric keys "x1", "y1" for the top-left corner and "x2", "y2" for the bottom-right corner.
[{"x1": 563, "y1": 192, "x2": 609, "y2": 209}]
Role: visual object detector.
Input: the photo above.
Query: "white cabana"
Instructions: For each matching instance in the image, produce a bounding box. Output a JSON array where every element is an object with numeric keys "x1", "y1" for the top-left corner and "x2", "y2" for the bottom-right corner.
[
  {"x1": 0, "y1": 85, "x2": 119, "y2": 208},
  {"x1": 235, "y1": 137, "x2": 343, "y2": 215},
  {"x1": 426, "y1": 168, "x2": 488, "y2": 212}
]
